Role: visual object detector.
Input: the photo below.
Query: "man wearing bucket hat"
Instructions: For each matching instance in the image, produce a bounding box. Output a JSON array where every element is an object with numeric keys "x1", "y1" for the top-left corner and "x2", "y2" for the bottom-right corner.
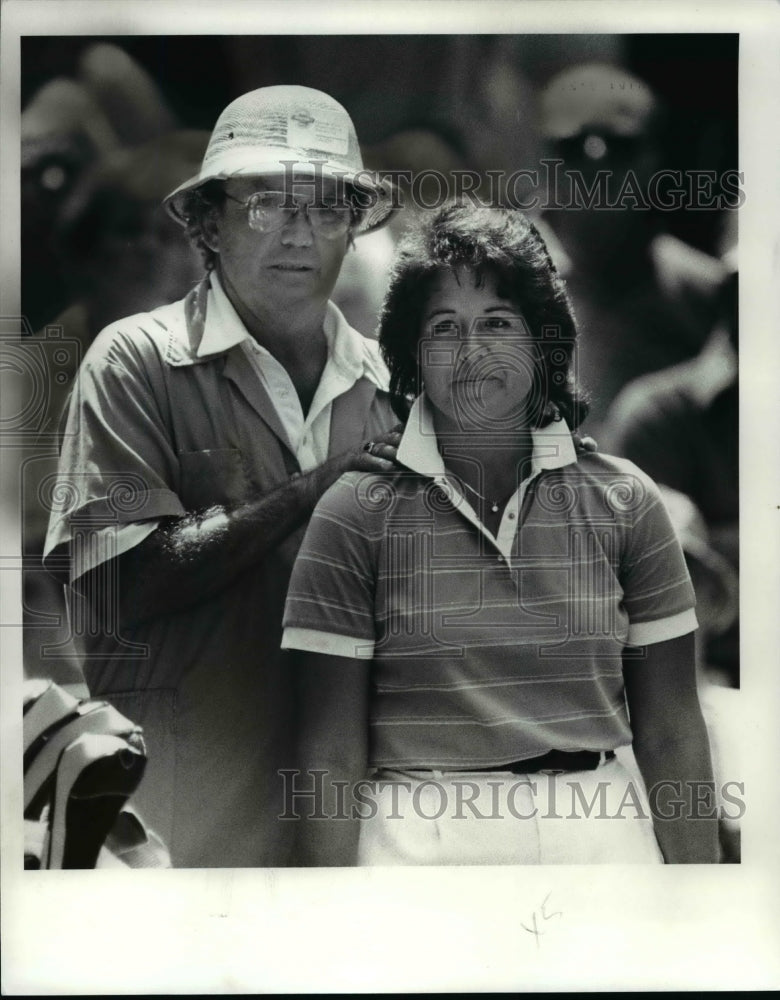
[{"x1": 44, "y1": 86, "x2": 401, "y2": 867}]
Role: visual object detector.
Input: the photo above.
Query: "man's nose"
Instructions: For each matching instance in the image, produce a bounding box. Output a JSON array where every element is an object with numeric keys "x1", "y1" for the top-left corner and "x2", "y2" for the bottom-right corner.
[{"x1": 280, "y1": 205, "x2": 315, "y2": 246}]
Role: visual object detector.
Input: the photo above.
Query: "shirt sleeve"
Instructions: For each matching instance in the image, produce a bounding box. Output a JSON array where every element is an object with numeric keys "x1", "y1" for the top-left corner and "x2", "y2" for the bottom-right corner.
[
  {"x1": 618, "y1": 464, "x2": 698, "y2": 646},
  {"x1": 282, "y1": 472, "x2": 379, "y2": 659},
  {"x1": 43, "y1": 324, "x2": 185, "y2": 583}
]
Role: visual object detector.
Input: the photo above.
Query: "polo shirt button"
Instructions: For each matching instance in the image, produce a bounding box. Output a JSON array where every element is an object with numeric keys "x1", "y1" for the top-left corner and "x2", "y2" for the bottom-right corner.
[{"x1": 508, "y1": 512, "x2": 516, "y2": 520}]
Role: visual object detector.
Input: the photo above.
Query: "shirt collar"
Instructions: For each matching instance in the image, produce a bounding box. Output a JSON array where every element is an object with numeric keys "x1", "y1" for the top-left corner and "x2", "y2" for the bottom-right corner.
[
  {"x1": 396, "y1": 394, "x2": 578, "y2": 479},
  {"x1": 179, "y1": 270, "x2": 388, "y2": 391},
  {"x1": 196, "y1": 270, "x2": 251, "y2": 357}
]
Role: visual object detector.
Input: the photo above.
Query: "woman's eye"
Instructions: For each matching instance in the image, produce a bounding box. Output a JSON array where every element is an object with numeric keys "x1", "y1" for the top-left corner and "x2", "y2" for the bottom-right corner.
[
  {"x1": 475, "y1": 316, "x2": 529, "y2": 336},
  {"x1": 431, "y1": 320, "x2": 459, "y2": 337},
  {"x1": 481, "y1": 316, "x2": 523, "y2": 331}
]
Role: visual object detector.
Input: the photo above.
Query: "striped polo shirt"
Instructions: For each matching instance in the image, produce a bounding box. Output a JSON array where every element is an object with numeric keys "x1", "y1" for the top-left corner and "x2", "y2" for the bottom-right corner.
[{"x1": 282, "y1": 395, "x2": 697, "y2": 770}]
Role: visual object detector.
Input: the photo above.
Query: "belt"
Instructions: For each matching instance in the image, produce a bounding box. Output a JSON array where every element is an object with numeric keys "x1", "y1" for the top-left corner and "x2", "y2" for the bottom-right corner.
[{"x1": 440, "y1": 749, "x2": 616, "y2": 776}]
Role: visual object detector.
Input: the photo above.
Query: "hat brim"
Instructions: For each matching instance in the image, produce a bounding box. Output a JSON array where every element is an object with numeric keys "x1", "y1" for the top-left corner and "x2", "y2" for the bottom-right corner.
[{"x1": 163, "y1": 152, "x2": 398, "y2": 236}]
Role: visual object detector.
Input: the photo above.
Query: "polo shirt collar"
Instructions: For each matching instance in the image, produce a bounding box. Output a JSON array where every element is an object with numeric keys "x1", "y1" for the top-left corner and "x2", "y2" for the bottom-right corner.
[{"x1": 396, "y1": 394, "x2": 578, "y2": 479}]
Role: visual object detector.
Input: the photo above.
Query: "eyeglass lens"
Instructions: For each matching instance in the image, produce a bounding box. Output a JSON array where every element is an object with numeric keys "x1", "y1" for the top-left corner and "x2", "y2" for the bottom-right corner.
[{"x1": 245, "y1": 191, "x2": 352, "y2": 235}]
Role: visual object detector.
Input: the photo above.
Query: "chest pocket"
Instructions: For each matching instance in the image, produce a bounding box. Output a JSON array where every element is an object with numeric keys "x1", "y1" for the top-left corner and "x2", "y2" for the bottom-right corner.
[{"x1": 178, "y1": 448, "x2": 249, "y2": 511}]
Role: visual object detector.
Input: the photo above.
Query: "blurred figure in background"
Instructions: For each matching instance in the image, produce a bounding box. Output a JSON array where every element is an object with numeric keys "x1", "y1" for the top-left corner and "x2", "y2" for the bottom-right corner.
[
  {"x1": 22, "y1": 135, "x2": 208, "y2": 695},
  {"x1": 21, "y1": 46, "x2": 208, "y2": 695},
  {"x1": 536, "y1": 63, "x2": 728, "y2": 437},
  {"x1": 21, "y1": 43, "x2": 178, "y2": 331},
  {"x1": 332, "y1": 126, "x2": 473, "y2": 335},
  {"x1": 22, "y1": 82, "x2": 112, "y2": 333},
  {"x1": 55, "y1": 132, "x2": 208, "y2": 339},
  {"x1": 602, "y1": 256, "x2": 738, "y2": 687}
]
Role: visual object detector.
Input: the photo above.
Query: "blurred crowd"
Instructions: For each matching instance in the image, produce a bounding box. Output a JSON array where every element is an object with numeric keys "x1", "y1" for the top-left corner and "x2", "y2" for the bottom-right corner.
[{"x1": 20, "y1": 38, "x2": 740, "y2": 861}]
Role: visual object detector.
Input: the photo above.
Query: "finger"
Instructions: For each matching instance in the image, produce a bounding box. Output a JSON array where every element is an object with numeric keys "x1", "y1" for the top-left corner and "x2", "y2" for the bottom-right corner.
[
  {"x1": 375, "y1": 431, "x2": 402, "y2": 447},
  {"x1": 365, "y1": 448, "x2": 398, "y2": 468},
  {"x1": 356, "y1": 455, "x2": 395, "y2": 473}
]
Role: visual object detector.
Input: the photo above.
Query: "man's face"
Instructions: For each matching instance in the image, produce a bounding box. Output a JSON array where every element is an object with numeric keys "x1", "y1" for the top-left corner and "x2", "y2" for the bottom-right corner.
[{"x1": 210, "y1": 173, "x2": 351, "y2": 316}]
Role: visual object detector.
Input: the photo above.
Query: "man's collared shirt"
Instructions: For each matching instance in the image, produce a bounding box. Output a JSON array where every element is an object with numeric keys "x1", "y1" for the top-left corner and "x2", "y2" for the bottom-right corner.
[
  {"x1": 41, "y1": 275, "x2": 396, "y2": 866},
  {"x1": 46, "y1": 272, "x2": 390, "y2": 581},
  {"x1": 200, "y1": 271, "x2": 388, "y2": 470}
]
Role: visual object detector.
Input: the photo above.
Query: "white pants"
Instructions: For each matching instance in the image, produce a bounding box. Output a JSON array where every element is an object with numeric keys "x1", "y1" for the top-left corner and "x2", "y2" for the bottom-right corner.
[{"x1": 357, "y1": 758, "x2": 663, "y2": 865}]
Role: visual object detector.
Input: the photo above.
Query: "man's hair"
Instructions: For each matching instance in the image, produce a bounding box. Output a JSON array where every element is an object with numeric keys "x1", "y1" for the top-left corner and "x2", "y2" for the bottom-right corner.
[
  {"x1": 377, "y1": 202, "x2": 589, "y2": 428},
  {"x1": 176, "y1": 178, "x2": 365, "y2": 270},
  {"x1": 177, "y1": 179, "x2": 227, "y2": 271}
]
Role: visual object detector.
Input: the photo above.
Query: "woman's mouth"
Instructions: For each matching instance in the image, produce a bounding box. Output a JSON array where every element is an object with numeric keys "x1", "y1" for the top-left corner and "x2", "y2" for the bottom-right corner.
[{"x1": 454, "y1": 375, "x2": 503, "y2": 385}]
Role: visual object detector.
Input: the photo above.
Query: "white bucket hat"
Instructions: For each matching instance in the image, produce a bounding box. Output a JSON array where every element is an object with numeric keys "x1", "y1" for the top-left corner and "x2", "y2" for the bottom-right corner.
[{"x1": 164, "y1": 85, "x2": 397, "y2": 235}]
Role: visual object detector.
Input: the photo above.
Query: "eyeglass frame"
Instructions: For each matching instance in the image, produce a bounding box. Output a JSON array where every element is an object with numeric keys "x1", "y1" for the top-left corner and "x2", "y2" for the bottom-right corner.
[{"x1": 222, "y1": 187, "x2": 359, "y2": 238}]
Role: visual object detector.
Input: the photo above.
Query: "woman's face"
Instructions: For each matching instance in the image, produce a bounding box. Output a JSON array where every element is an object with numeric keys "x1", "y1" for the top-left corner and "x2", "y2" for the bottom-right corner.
[{"x1": 418, "y1": 267, "x2": 540, "y2": 432}]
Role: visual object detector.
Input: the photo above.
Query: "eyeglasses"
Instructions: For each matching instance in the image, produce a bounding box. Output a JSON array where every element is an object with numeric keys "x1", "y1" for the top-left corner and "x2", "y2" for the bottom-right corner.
[{"x1": 223, "y1": 189, "x2": 354, "y2": 238}]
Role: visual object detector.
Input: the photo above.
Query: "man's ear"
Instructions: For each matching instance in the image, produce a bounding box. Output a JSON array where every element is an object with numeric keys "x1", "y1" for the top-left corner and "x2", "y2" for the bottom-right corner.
[{"x1": 201, "y1": 209, "x2": 220, "y2": 253}]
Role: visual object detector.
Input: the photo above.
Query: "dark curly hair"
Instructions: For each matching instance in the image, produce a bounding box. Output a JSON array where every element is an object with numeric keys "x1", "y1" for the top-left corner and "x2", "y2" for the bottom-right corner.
[{"x1": 378, "y1": 202, "x2": 589, "y2": 429}]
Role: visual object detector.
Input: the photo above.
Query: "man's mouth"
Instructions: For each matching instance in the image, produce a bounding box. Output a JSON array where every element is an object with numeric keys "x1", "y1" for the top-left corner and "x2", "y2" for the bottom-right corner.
[{"x1": 269, "y1": 263, "x2": 316, "y2": 271}]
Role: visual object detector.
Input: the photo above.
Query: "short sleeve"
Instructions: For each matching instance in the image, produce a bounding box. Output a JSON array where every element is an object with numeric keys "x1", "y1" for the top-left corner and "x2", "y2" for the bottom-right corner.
[
  {"x1": 43, "y1": 325, "x2": 185, "y2": 583},
  {"x1": 282, "y1": 472, "x2": 379, "y2": 659},
  {"x1": 619, "y1": 465, "x2": 698, "y2": 645}
]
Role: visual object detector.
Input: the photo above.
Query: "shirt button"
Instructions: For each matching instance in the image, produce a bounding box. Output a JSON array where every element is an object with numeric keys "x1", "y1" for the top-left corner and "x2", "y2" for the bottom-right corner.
[
  {"x1": 497, "y1": 555, "x2": 505, "y2": 564},
  {"x1": 508, "y1": 512, "x2": 516, "y2": 520}
]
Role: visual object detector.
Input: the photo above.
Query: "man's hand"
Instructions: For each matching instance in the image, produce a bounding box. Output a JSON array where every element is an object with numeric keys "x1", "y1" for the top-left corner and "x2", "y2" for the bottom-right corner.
[
  {"x1": 305, "y1": 424, "x2": 404, "y2": 503},
  {"x1": 573, "y1": 432, "x2": 597, "y2": 455},
  {"x1": 351, "y1": 424, "x2": 404, "y2": 472}
]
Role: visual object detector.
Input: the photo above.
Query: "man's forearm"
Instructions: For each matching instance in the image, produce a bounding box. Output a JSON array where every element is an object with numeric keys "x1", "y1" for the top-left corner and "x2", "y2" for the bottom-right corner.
[
  {"x1": 74, "y1": 423, "x2": 400, "y2": 627},
  {"x1": 87, "y1": 452, "x2": 350, "y2": 626}
]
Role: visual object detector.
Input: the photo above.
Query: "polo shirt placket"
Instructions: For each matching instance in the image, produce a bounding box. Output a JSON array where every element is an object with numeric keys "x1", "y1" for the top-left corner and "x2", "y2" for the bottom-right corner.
[{"x1": 283, "y1": 394, "x2": 698, "y2": 772}]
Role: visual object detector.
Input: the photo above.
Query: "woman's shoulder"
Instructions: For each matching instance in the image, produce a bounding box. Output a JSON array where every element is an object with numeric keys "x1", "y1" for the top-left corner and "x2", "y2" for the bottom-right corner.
[
  {"x1": 569, "y1": 449, "x2": 658, "y2": 484},
  {"x1": 549, "y1": 450, "x2": 665, "y2": 519},
  {"x1": 318, "y1": 468, "x2": 427, "y2": 523}
]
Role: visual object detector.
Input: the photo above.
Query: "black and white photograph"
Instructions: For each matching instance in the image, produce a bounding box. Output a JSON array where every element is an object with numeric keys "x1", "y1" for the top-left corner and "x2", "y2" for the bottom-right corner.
[{"x1": 2, "y1": 0, "x2": 779, "y2": 993}]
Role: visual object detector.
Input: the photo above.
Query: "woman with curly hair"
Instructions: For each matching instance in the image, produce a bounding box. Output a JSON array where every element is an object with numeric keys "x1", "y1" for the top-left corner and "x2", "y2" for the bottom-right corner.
[{"x1": 282, "y1": 202, "x2": 718, "y2": 866}]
